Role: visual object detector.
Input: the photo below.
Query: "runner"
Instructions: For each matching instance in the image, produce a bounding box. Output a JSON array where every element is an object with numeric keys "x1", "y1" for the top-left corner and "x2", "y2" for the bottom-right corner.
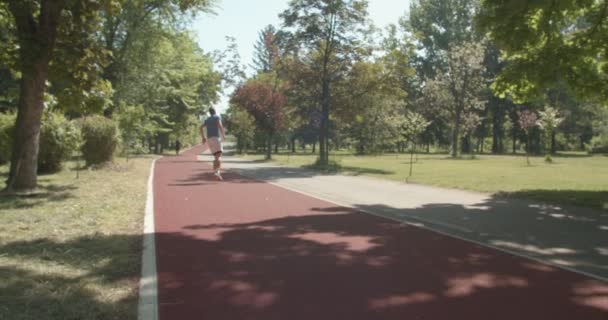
[{"x1": 199, "y1": 107, "x2": 226, "y2": 180}]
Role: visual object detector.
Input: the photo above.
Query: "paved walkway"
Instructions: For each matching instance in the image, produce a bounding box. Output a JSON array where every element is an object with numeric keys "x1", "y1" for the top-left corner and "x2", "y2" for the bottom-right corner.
[{"x1": 152, "y1": 145, "x2": 608, "y2": 319}]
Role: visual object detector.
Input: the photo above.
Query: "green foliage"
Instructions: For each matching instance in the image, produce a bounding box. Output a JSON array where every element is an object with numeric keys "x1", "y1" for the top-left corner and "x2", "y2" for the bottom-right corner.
[
  {"x1": 38, "y1": 112, "x2": 80, "y2": 173},
  {"x1": 477, "y1": 0, "x2": 608, "y2": 101},
  {"x1": 253, "y1": 25, "x2": 279, "y2": 74},
  {"x1": 538, "y1": 106, "x2": 564, "y2": 157},
  {"x1": 224, "y1": 105, "x2": 256, "y2": 153},
  {"x1": 588, "y1": 135, "x2": 608, "y2": 154},
  {"x1": 115, "y1": 103, "x2": 151, "y2": 154},
  {"x1": 113, "y1": 29, "x2": 221, "y2": 151},
  {"x1": 421, "y1": 41, "x2": 487, "y2": 157},
  {"x1": 80, "y1": 115, "x2": 118, "y2": 166},
  {"x1": 0, "y1": 112, "x2": 15, "y2": 164},
  {"x1": 394, "y1": 111, "x2": 431, "y2": 178},
  {"x1": 279, "y1": 0, "x2": 371, "y2": 164},
  {"x1": 0, "y1": 5, "x2": 18, "y2": 112},
  {"x1": 588, "y1": 108, "x2": 608, "y2": 153},
  {"x1": 404, "y1": 0, "x2": 480, "y2": 79},
  {"x1": 399, "y1": 111, "x2": 432, "y2": 143}
]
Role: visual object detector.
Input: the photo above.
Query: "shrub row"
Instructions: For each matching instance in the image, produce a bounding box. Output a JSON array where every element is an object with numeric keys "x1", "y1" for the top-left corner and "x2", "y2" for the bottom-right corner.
[{"x1": 0, "y1": 113, "x2": 118, "y2": 172}]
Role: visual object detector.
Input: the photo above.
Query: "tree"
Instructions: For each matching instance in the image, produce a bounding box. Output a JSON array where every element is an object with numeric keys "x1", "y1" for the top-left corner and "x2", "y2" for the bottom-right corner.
[
  {"x1": 518, "y1": 109, "x2": 538, "y2": 165},
  {"x1": 589, "y1": 106, "x2": 608, "y2": 153},
  {"x1": 477, "y1": 0, "x2": 608, "y2": 101},
  {"x1": 461, "y1": 112, "x2": 482, "y2": 157},
  {"x1": 279, "y1": 0, "x2": 370, "y2": 165},
  {"x1": 224, "y1": 104, "x2": 256, "y2": 153},
  {"x1": 115, "y1": 29, "x2": 220, "y2": 153},
  {"x1": 231, "y1": 76, "x2": 287, "y2": 160},
  {"x1": 403, "y1": 0, "x2": 480, "y2": 79},
  {"x1": 2, "y1": 0, "x2": 119, "y2": 192},
  {"x1": 0, "y1": 4, "x2": 18, "y2": 112},
  {"x1": 101, "y1": 0, "x2": 215, "y2": 90},
  {"x1": 116, "y1": 103, "x2": 150, "y2": 158},
  {"x1": 397, "y1": 111, "x2": 431, "y2": 180},
  {"x1": 421, "y1": 41, "x2": 487, "y2": 157},
  {"x1": 332, "y1": 56, "x2": 409, "y2": 154},
  {"x1": 538, "y1": 106, "x2": 564, "y2": 162},
  {"x1": 399, "y1": 0, "x2": 482, "y2": 153},
  {"x1": 252, "y1": 25, "x2": 279, "y2": 74}
]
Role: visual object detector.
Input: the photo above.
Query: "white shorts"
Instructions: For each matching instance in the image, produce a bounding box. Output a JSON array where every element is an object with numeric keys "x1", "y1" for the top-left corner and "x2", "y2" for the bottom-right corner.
[{"x1": 207, "y1": 137, "x2": 223, "y2": 155}]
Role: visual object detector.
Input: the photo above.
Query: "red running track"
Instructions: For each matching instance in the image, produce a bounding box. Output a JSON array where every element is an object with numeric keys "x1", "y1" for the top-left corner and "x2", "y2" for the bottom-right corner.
[{"x1": 153, "y1": 145, "x2": 608, "y2": 320}]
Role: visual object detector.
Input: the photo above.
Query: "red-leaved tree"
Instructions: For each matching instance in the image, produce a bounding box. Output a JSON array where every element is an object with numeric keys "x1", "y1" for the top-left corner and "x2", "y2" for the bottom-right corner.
[{"x1": 231, "y1": 79, "x2": 286, "y2": 160}]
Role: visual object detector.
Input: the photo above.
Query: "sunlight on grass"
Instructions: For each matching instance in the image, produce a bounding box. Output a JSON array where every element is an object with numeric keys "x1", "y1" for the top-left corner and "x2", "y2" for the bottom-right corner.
[
  {"x1": 240, "y1": 151, "x2": 608, "y2": 209},
  {"x1": 0, "y1": 156, "x2": 154, "y2": 320}
]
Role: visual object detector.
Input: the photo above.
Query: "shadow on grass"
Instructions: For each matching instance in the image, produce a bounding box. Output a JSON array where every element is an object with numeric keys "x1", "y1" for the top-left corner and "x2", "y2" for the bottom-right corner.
[
  {"x1": 0, "y1": 184, "x2": 76, "y2": 211},
  {"x1": 437, "y1": 155, "x2": 483, "y2": 161},
  {"x1": 0, "y1": 233, "x2": 143, "y2": 320},
  {"x1": 303, "y1": 162, "x2": 394, "y2": 176},
  {"x1": 496, "y1": 190, "x2": 608, "y2": 211}
]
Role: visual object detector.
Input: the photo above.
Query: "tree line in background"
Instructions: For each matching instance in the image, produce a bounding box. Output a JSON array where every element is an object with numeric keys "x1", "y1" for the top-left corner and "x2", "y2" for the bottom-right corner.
[
  {"x1": 0, "y1": 0, "x2": 222, "y2": 192},
  {"x1": 226, "y1": 0, "x2": 608, "y2": 165},
  {"x1": 1, "y1": 0, "x2": 607, "y2": 193}
]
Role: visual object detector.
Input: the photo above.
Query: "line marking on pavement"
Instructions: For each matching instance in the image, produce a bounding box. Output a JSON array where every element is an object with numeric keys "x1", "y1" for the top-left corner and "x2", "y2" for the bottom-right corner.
[
  {"x1": 138, "y1": 159, "x2": 159, "y2": 320},
  {"x1": 230, "y1": 167, "x2": 608, "y2": 283}
]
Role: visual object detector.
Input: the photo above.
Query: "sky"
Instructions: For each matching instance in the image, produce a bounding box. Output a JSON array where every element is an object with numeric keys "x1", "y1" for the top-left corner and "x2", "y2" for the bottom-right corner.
[{"x1": 191, "y1": 0, "x2": 412, "y2": 113}]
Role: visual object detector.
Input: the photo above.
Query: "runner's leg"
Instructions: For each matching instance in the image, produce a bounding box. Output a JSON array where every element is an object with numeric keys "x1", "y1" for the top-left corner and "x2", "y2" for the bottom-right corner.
[
  {"x1": 213, "y1": 152, "x2": 223, "y2": 180},
  {"x1": 213, "y1": 152, "x2": 222, "y2": 172}
]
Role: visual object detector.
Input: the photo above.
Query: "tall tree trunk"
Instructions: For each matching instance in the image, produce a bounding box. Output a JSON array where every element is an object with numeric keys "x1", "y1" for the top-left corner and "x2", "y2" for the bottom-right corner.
[
  {"x1": 490, "y1": 98, "x2": 503, "y2": 154},
  {"x1": 451, "y1": 110, "x2": 462, "y2": 158},
  {"x1": 266, "y1": 133, "x2": 273, "y2": 160},
  {"x1": 312, "y1": 142, "x2": 316, "y2": 154},
  {"x1": 512, "y1": 128, "x2": 517, "y2": 153},
  {"x1": 551, "y1": 132, "x2": 557, "y2": 154},
  {"x1": 154, "y1": 135, "x2": 160, "y2": 154},
  {"x1": 6, "y1": 1, "x2": 62, "y2": 192},
  {"x1": 6, "y1": 68, "x2": 48, "y2": 191},
  {"x1": 492, "y1": 121, "x2": 500, "y2": 154},
  {"x1": 319, "y1": 79, "x2": 330, "y2": 165},
  {"x1": 291, "y1": 137, "x2": 296, "y2": 153}
]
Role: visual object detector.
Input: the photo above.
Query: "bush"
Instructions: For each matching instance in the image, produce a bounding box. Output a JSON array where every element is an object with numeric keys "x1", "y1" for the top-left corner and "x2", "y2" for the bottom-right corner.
[
  {"x1": 81, "y1": 115, "x2": 118, "y2": 166},
  {"x1": 38, "y1": 112, "x2": 80, "y2": 173},
  {"x1": 0, "y1": 113, "x2": 15, "y2": 164},
  {"x1": 588, "y1": 135, "x2": 608, "y2": 154}
]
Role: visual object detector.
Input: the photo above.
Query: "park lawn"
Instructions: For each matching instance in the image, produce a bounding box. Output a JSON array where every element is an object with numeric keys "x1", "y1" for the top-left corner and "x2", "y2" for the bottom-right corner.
[
  {"x1": 241, "y1": 151, "x2": 608, "y2": 210},
  {"x1": 0, "y1": 157, "x2": 154, "y2": 320}
]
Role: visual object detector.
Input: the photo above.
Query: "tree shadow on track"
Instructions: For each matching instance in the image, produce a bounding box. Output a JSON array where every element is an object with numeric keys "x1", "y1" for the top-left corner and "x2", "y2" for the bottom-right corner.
[
  {"x1": 164, "y1": 210, "x2": 608, "y2": 320},
  {"x1": 343, "y1": 199, "x2": 608, "y2": 280}
]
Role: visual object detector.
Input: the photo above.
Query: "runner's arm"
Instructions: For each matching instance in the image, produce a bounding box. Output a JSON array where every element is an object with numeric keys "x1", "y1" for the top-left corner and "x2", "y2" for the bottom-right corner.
[
  {"x1": 199, "y1": 124, "x2": 207, "y2": 143},
  {"x1": 217, "y1": 119, "x2": 226, "y2": 140}
]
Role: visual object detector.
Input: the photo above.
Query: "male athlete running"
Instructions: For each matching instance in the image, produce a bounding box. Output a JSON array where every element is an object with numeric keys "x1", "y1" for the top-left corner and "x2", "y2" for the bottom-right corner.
[{"x1": 199, "y1": 107, "x2": 226, "y2": 180}]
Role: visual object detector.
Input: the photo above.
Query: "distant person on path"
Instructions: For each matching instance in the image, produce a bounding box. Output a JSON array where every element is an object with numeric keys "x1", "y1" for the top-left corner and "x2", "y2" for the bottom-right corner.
[
  {"x1": 199, "y1": 107, "x2": 226, "y2": 180},
  {"x1": 175, "y1": 139, "x2": 181, "y2": 155}
]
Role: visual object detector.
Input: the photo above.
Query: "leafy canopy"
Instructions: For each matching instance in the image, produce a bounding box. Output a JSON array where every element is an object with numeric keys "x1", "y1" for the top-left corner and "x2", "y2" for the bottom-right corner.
[{"x1": 477, "y1": 0, "x2": 608, "y2": 101}]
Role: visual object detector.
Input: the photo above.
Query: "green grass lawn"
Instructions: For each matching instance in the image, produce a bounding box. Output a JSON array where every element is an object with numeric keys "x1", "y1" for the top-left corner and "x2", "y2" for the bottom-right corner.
[
  {"x1": 241, "y1": 151, "x2": 608, "y2": 210},
  {"x1": 0, "y1": 157, "x2": 154, "y2": 320}
]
